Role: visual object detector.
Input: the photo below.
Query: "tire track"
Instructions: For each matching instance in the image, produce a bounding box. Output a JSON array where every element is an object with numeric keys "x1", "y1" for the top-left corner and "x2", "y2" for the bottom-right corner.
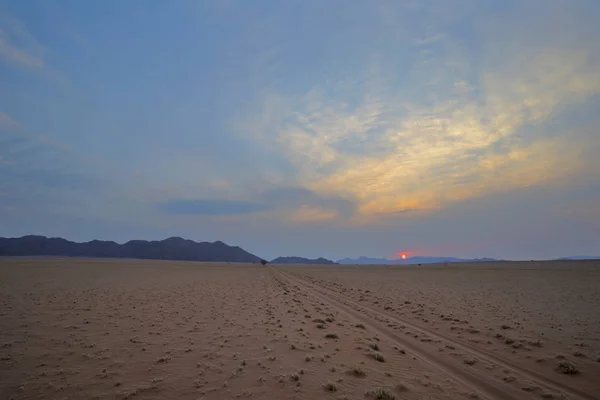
[
  {"x1": 294, "y1": 273, "x2": 599, "y2": 400},
  {"x1": 274, "y1": 268, "x2": 596, "y2": 400}
]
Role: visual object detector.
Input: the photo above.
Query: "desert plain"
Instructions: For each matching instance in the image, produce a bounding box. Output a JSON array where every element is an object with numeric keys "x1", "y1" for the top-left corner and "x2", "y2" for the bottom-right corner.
[{"x1": 1, "y1": 258, "x2": 599, "y2": 400}]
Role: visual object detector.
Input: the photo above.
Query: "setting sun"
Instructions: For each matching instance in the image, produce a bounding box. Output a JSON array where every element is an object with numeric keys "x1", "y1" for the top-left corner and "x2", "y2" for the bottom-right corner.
[{"x1": 401, "y1": 254, "x2": 407, "y2": 260}]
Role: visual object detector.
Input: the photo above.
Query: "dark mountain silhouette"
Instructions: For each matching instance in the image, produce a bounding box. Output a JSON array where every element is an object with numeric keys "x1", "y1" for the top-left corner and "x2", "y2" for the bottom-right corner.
[
  {"x1": 271, "y1": 256, "x2": 337, "y2": 264},
  {"x1": 337, "y1": 256, "x2": 499, "y2": 265},
  {"x1": 0, "y1": 235, "x2": 261, "y2": 263}
]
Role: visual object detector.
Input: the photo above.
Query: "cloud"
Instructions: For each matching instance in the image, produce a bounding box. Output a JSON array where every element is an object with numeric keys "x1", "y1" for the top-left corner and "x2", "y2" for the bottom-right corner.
[
  {"x1": 241, "y1": 0, "x2": 600, "y2": 220},
  {"x1": 260, "y1": 187, "x2": 355, "y2": 218},
  {"x1": 286, "y1": 205, "x2": 340, "y2": 223},
  {"x1": 157, "y1": 186, "x2": 356, "y2": 221},
  {"x1": 0, "y1": 112, "x2": 21, "y2": 131},
  {"x1": 0, "y1": 14, "x2": 45, "y2": 68},
  {"x1": 158, "y1": 199, "x2": 269, "y2": 216}
]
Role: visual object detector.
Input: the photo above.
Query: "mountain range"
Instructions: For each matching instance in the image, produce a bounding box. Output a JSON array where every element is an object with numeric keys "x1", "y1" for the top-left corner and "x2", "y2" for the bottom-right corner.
[
  {"x1": 1, "y1": 236, "x2": 596, "y2": 264},
  {"x1": 338, "y1": 256, "x2": 600, "y2": 264},
  {"x1": 337, "y1": 256, "x2": 500, "y2": 265},
  {"x1": 0, "y1": 235, "x2": 262, "y2": 263},
  {"x1": 270, "y1": 256, "x2": 337, "y2": 264}
]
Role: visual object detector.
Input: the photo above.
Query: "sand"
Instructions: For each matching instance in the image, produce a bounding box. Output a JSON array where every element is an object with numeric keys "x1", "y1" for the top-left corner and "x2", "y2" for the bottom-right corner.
[{"x1": 1, "y1": 258, "x2": 599, "y2": 399}]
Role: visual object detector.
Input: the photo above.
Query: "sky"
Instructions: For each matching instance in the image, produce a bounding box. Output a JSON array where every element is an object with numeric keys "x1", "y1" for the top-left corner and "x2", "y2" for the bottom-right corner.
[{"x1": 1, "y1": 0, "x2": 599, "y2": 261}]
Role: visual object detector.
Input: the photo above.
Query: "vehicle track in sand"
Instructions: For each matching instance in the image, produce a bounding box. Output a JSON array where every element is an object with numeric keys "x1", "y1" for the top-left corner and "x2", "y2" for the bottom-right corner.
[{"x1": 272, "y1": 268, "x2": 597, "y2": 400}]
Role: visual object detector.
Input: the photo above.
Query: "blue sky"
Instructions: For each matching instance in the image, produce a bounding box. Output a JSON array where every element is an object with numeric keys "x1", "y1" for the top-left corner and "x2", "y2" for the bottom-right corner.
[{"x1": 1, "y1": 0, "x2": 599, "y2": 260}]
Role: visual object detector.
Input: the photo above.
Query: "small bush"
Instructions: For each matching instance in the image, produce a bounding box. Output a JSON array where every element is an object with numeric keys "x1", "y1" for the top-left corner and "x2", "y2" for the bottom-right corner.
[
  {"x1": 316, "y1": 323, "x2": 326, "y2": 329},
  {"x1": 369, "y1": 352, "x2": 385, "y2": 362},
  {"x1": 325, "y1": 333, "x2": 339, "y2": 339},
  {"x1": 260, "y1": 259, "x2": 267, "y2": 265},
  {"x1": 556, "y1": 361, "x2": 578, "y2": 375},
  {"x1": 369, "y1": 342, "x2": 380, "y2": 351},
  {"x1": 346, "y1": 366, "x2": 366, "y2": 377},
  {"x1": 463, "y1": 358, "x2": 477, "y2": 365},
  {"x1": 355, "y1": 323, "x2": 366, "y2": 329},
  {"x1": 323, "y1": 381, "x2": 338, "y2": 392}
]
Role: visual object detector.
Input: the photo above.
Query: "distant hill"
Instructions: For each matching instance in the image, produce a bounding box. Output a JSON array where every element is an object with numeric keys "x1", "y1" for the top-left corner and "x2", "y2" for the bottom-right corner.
[
  {"x1": 337, "y1": 256, "x2": 499, "y2": 265},
  {"x1": 271, "y1": 256, "x2": 337, "y2": 264},
  {"x1": 554, "y1": 256, "x2": 600, "y2": 261},
  {"x1": 0, "y1": 235, "x2": 262, "y2": 263}
]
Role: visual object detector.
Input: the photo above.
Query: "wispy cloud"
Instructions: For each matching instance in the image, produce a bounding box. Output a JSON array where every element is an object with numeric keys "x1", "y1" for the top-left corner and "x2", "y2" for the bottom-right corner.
[
  {"x1": 0, "y1": 14, "x2": 44, "y2": 68},
  {"x1": 157, "y1": 186, "x2": 355, "y2": 221},
  {"x1": 158, "y1": 199, "x2": 269, "y2": 216},
  {"x1": 241, "y1": 1, "x2": 600, "y2": 221},
  {"x1": 0, "y1": 112, "x2": 20, "y2": 131}
]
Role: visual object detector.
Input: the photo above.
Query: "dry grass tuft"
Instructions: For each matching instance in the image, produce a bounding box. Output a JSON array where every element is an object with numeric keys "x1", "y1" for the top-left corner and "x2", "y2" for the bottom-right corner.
[
  {"x1": 365, "y1": 388, "x2": 396, "y2": 399},
  {"x1": 346, "y1": 365, "x2": 366, "y2": 377},
  {"x1": 369, "y1": 352, "x2": 385, "y2": 362},
  {"x1": 463, "y1": 358, "x2": 477, "y2": 366},
  {"x1": 395, "y1": 383, "x2": 409, "y2": 392}
]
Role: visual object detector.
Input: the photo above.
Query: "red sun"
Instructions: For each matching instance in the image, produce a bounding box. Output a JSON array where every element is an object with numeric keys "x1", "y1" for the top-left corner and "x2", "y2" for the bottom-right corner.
[{"x1": 401, "y1": 254, "x2": 407, "y2": 260}]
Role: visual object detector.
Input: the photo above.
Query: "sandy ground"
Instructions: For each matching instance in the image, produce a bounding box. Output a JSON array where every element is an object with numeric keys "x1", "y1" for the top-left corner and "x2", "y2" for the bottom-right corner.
[{"x1": 1, "y1": 258, "x2": 599, "y2": 400}]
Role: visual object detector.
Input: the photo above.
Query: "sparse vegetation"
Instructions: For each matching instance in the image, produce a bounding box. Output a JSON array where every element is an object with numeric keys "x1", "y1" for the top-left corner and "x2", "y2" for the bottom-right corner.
[
  {"x1": 355, "y1": 323, "x2": 366, "y2": 329},
  {"x1": 463, "y1": 357, "x2": 477, "y2": 365},
  {"x1": 365, "y1": 388, "x2": 396, "y2": 400},
  {"x1": 323, "y1": 381, "x2": 338, "y2": 392},
  {"x1": 260, "y1": 259, "x2": 267, "y2": 266},
  {"x1": 346, "y1": 366, "x2": 366, "y2": 377},
  {"x1": 325, "y1": 333, "x2": 339, "y2": 339},
  {"x1": 290, "y1": 373, "x2": 299, "y2": 381},
  {"x1": 369, "y1": 352, "x2": 385, "y2": 362},
  {"x1": 395, "y1": 383, "x2": 409, "y2": 392},
  {"x1": 556, "y1": 361, "x2": 578, "y2": 375},
  {"x1": 368, "y1": 342, "x2": 380, "y2": 351},
  {"x1": 316, "y1": 323, "x2": 326, "y2": 329}
]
